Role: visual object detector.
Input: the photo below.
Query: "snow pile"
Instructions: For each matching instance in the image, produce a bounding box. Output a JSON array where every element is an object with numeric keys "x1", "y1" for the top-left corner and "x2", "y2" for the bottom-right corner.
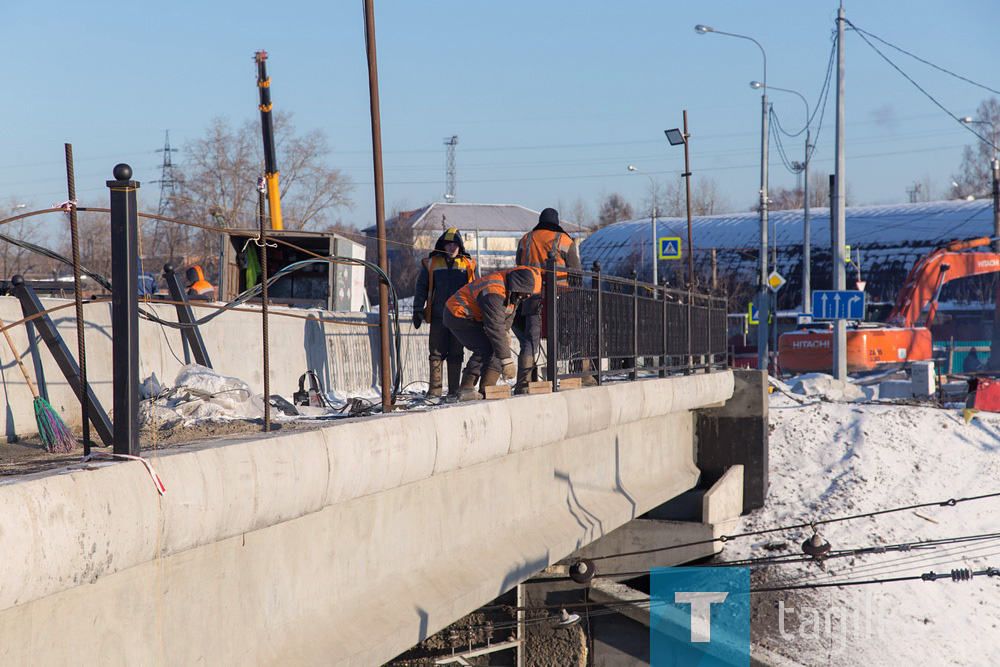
[
  {"x1": 723, "y1": 385, "x2": 1000, "y2": 665},
  {"x1": 785, "y1": 372, "x2": 870, "y2": 402}
]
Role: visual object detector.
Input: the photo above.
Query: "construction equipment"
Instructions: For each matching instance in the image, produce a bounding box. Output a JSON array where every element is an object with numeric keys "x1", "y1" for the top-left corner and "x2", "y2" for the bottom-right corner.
[
  {"x1": 254, "y1": 50, "x2": 283, "y2": 230},
  {"x1": 779, "y1": 237, "x2": 1000, "y2": 373}
]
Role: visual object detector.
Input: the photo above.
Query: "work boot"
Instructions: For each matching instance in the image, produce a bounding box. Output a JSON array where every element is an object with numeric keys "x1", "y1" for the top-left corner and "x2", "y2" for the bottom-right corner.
[
  {"x1": 479, "y1": 367, "x2": 501, "y2": 397},
  {"x1": 427, "y1": 360, "x2": 444, "y2": 398},
  {"x1": 455, "y1": 371, "x2": 481, "y2": 402},
  {"x1": 447, "y1": 360, "x2": 462, "y2": 397},
  {"x1": 513, "y1": 354, "x2": 535, "y2": 395},
  {"x1": 581, "y1": 358, "x2": 598, "y2": 386}
]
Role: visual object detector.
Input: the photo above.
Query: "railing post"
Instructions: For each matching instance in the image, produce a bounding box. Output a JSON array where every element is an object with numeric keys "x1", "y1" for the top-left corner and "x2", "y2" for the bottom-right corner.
[
  {"x1": 686, "y1": 288, "x2": 693, "y2": 375},
  {"x1": 546, "y1": 252, "x2": 558, "y2": 392},
  {"x1": 660, "y1": 279, "x2": 668, "y2": 377},
  {"x1": 107, "y1": 164, "x2": 141, "y2": 456},
  {"x1": 593, "y1": 261, "x2": 602, "y2": 386},
  {"x1": 630, "y1": 269, "x2": 638, "y2": 381}
]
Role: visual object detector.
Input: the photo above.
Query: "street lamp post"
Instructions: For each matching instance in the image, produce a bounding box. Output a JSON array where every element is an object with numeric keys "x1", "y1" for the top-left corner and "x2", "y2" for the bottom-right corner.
[
  {"x1": 696, "y1": 23, "x2": 770, "y2": 371},
  {"x1": 752, "y1": 81, "x2": 812, "y2": 313},
  {"x1": 627, "y1": 165, "x2": 658, "y2": 286},
  {"x1": 960, "y1": 116, "x2": 1000, "y2": 253}
]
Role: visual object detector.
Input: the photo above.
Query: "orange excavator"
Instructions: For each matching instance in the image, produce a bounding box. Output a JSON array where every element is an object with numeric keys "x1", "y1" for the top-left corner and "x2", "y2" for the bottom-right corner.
[{"x1": 779, "y1": 236, "x2": 1000, "y2": 373}]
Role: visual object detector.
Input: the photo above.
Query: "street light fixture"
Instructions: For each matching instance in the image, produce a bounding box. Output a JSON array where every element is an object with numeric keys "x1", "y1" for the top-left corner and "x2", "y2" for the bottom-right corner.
[
  {"x1": 627, "y1": 165, "x2": 658, "y2": 286},
  {"x1": 696, "y1": 22, "x2": 770, "y2": 370},
  {"x1": 960, "y1": 116, "x2": 1000, "y2": 253},
  {"x1": 665, "y1": 115, "x2": 695, "y2": 288},
  {"x1": 751, "y1": 80, "x2": 813, "y2": 313}
]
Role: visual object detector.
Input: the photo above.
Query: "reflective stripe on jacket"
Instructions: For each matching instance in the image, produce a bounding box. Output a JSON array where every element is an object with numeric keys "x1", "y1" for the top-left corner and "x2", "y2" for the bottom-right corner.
[
  {"x1": 419, "y1": 255, "x2": 476, "y2": 320},
  {"x1": 516, "y1": 229, "x2": 575, "y2": 283}
]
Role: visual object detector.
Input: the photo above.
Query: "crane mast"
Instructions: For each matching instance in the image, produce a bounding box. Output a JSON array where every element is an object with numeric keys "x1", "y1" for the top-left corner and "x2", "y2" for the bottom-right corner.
[{"x1": 254, "y1": 50, "x2": 283, "y2": 230}]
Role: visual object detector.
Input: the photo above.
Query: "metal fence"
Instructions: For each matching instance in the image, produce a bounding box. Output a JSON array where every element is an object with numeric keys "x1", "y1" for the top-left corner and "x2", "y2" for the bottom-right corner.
[{"x1": 543, "y1": 260, "x2": 727, "y2": 390}]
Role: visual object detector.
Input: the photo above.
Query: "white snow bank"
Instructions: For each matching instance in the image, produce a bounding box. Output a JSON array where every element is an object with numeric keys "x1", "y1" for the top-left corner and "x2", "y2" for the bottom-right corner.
[{"x1": 722, "y1": 390, "x2": 1000, "y2": 665}]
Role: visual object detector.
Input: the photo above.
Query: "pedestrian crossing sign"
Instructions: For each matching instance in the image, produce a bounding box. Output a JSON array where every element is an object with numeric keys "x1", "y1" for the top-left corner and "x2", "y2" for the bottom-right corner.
[{"x1": 659, "y1": 237, "x2": 681, "y2": 260}]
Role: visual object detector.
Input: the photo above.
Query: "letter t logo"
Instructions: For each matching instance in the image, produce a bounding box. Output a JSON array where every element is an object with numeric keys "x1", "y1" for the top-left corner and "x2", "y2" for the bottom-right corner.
[{"x1": 674, "y1": 591, "x2": 729, "y2": 642}]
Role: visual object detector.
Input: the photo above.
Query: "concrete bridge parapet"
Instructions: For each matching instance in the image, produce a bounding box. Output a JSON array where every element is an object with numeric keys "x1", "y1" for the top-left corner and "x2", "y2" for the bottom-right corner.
[{"x1": 0, "y1": 370, "x2": 739, "y2": 666}]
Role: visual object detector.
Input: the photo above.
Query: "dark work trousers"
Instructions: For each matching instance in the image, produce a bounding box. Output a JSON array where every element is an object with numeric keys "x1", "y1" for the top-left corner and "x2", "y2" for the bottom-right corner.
[
  {"x1": 427, "y1": 317, "x2": 464, "y2": 364},
  {"x1": 512, "y1": 294, "x2": 543, "y2": 359},
  {"x1": 443, "y1": 310, "x2": 497, "y2": 377}
]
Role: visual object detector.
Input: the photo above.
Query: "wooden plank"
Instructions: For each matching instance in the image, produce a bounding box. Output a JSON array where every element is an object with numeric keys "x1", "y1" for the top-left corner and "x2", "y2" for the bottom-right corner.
[
  {"x1": 483, "y1": 384, "x2": 512, "y2": 400},
  {"x1": 524, "y1": 381, "x2": 552, "y2": 394},
  {"x1": 558, "y1": 377, "x2": 582, "y2": 390}
]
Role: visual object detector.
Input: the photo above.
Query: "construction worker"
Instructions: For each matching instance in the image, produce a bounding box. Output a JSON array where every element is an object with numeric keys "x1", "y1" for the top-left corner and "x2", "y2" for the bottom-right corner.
[
  {"x1": 184, "y1": 265, "x2": 215, "y2": 301},
  {"x1": 443, "y1": 266, "x2": 543, "y2": 401},
  {"x1": 512, "y1": 207, "x2": 581, "y2": 393},
  {"x1": 412, "y1": 228, "x2": 477, "y2": 397}
]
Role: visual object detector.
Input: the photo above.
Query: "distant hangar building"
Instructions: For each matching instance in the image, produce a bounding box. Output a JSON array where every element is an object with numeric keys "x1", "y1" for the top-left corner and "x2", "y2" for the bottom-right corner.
[{"x1": 580, "y1": 199, "x2": 997, "y2": 313}]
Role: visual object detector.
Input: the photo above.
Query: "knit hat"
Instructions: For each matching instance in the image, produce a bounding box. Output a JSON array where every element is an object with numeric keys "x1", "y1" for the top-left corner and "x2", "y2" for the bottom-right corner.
[
  {"x1": 538, "y1": 208, "x2": 559, "y2": 226},
  {"x1": 506, "y1": 267, "x2": 542, "y2": 295}
]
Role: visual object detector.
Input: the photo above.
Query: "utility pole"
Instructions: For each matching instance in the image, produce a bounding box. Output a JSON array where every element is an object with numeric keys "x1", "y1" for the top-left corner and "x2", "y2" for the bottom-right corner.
[
  {"x1": 832, "y1": 5, "x2": 848, "y2": 380},
  {"x1": 444, "y1": 135, "x2": 458, "y2": 201}
]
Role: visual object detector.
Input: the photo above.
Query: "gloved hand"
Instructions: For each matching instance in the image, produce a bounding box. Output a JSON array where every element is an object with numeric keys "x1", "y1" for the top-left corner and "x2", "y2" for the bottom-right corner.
[
  {"x1": 500, "y1": 357, "x2": 516, "y2": 380},
  {"x1": 412, "y1": 312, "x2": 423, "y2": 330}
]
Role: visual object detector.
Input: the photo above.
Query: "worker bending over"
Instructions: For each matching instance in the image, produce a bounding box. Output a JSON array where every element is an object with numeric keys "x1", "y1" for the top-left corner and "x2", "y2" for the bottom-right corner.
[
  {"x1": 412, "y1": 228, "x2": 477, "y2": 397},
  {"x1": 444, "y1": 266, "x2": 543, "y2": 401},
  {"x1": 513, "y1": 207, "x2": 581, "y2": 393}
]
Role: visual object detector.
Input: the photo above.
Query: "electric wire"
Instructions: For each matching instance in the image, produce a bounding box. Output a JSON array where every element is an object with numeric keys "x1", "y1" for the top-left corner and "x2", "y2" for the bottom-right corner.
[
  {"x1": 844, "y1": 19, "x2": 992, "y2": 141},
  {"x1": 586, "y1": 490, "x2": 1000, "y2": 562},
  {"x1": 847, "y1": 22, "x2": 1000, "y2": 97},
  {"x1": 0, "y1": 207, "x2": 405, "y2": 402}
]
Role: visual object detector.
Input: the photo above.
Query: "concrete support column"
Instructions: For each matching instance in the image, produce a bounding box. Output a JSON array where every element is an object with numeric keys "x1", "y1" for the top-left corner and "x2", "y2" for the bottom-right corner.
[{"x1": 695, "y1": 369, "x2": 769, "y2": 512}]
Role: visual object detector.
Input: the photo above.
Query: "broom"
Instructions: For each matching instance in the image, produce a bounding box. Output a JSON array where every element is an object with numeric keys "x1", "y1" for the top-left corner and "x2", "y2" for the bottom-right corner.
[{"x1": 0, "y1": 316, "x2": 77, "y2": 453}]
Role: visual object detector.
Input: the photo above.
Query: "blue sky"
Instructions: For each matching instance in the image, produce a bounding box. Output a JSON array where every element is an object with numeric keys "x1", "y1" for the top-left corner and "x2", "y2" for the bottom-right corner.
[{"x1": 3, "y1": 1, "x2": 997, "y2": 237}]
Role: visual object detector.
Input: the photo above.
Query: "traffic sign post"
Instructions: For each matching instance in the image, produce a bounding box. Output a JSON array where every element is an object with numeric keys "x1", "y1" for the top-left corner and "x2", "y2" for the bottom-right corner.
[
  {"x1": 812, "y1": 290, "x2": 865, "y2": 320},
  {"x1": 658, "y1": 237, "x2": 681, "y2": 260}
]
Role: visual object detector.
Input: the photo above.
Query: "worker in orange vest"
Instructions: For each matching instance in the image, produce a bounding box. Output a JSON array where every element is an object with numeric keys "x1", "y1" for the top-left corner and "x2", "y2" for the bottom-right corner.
[
  {"x1": 443, "y1": 266, "x2": 543, "y2": 401},
  {"x1": 184, "y1": 265, "x2": 216, "y2": 301},
  {"x1": 412, "y1": 228, "x2": 477, "y2": 397},
  {"x1": 512, "y1": 207, "x2": 581, "y2": 393}
]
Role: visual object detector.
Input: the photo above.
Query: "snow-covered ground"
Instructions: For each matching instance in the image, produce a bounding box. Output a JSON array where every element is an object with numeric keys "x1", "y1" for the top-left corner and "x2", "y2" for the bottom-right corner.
[{"x1": 725, "y1": 374, "x2": 1000, "y2": 666}]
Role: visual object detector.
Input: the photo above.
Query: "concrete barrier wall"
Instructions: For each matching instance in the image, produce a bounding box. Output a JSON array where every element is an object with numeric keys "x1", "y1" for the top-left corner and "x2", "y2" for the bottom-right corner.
[
  {"x1": 0, "y1": 370, "x2": 734, "y2": 666},
  {"x1": 0, "y1": 296, "x2": 430, "y2": 439}
]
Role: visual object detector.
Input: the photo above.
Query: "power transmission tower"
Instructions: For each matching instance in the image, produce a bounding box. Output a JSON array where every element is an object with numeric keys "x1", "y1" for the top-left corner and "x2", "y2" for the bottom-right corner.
[
  {"x1": 151, "y1": 130, "x2": 183, "y2": 264},
  {"x1": 443, "y1": 135, "x2": 458, "y2": 200},
  {"x1": 153, "y1": 130, "x2": 179, "y2": 216}
]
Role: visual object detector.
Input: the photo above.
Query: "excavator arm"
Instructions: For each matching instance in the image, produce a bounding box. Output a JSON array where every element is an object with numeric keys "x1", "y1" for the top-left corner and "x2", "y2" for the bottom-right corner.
[{"x1": 886, "y1": 237, "x2": 1000, "y2": 328}]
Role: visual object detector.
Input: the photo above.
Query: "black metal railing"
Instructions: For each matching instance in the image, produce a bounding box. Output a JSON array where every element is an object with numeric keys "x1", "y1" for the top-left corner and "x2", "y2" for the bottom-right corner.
[{"x1": 543, "y1": 259, "x2": 727, "y2": 390}]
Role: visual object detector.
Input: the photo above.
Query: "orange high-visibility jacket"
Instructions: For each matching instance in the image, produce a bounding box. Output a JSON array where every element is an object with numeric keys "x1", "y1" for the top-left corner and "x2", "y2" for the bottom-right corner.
[
  {"x1": 516, "y1": 228, "x2": 579, "y2": 283},
  {"x1": 445, "y1": 267, "x2": 538, "y2": 321}
]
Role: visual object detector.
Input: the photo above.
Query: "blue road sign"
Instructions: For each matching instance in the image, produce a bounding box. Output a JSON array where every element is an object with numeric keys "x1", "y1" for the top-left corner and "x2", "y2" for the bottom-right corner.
[
  {"x1": 659, "y1": 237, "x2": 681, "y2": 260},
  {"x1": 748, "y1": 302, "x2": 759, "y2": 324},
  {"x1": 812, "y1": 290, "x2": 865, "y2": 320}
]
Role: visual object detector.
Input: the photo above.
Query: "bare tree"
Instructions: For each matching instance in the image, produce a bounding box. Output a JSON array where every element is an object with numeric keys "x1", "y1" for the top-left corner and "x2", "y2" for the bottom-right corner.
[
  {"x1": 952, "y1": 97, "x2": 1000, "y2": 199},
  {"x1": 166, "y1": 113, "x2": 354, "y2": 276},
  {"x1": 0, "y1": 200, "x2": 48, "y2": 279},
  {"x1": 595, "y1": 193, "x2": 634, "y2": 230}
]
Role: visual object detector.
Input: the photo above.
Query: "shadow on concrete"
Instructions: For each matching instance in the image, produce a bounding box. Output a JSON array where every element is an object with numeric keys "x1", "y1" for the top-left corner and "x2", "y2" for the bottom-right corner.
[
  {"x1": 415, "y1": 605, "x2": 429, "y2": 641},
  {"x1": 498, "y1": 552, "x2": 551, "y2": 599},
  {"x1": 614, "y1": 435, "x2": 637, "y2": 519},
  {"x1": 304, "y1": 315, "x2": 331, "y2": 392},
  {"x1": 554, "y1": 469, "x2": 604, "y2": 547}
]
